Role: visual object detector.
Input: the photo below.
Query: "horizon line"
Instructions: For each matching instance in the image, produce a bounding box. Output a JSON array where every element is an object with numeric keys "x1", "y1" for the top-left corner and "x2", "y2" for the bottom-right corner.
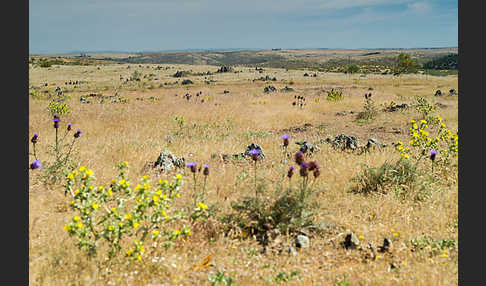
[{"x1": 29, "y1": 46, "x2": 458, "y2": 55}]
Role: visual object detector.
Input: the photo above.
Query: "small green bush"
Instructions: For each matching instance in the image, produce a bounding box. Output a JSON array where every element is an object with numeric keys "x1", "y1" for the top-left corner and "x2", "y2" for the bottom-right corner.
[
  {"x1": 351, "y1": 158, "x2": 419, "y2": 195},
  {"x1": 326, "y1": 88, "x2": 344, "y2": 101}
]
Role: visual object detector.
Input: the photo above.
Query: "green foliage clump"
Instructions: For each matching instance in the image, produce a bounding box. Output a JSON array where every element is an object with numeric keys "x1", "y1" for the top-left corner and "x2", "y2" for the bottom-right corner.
[
  {"x1": 356, "y1": 96, "x2": 378, "y2": 120},
  {"x1": 64, "y1": 163, "x2": 194, "y2": 261},
  {"x1": 345, "y1": 64, "x2": 359, "y2": 74},
  {"x1": 414, "y1": 96, "x2": 435, "y2": 120},
  {"x1": 351, "y1": 158, "x2": 419, "y2": 195},
  {"x1": 275, "y1": 270, "x2": 299, "y2": 283},
  {"x1": 208, "y1": 271, "x2": 237, "y2": 286},
  {"x1": 409, "y1": 235, "x2": 457, "y2": 257},
  {"x1": 326, "y1": 88, "x2": 344, "y2": 101},
  {"x1": 393, "y1": 53, "x2": 419, "y2": 75},
  {"x1": 48, "y1": 100, "x2": 71, "y2": 116}
]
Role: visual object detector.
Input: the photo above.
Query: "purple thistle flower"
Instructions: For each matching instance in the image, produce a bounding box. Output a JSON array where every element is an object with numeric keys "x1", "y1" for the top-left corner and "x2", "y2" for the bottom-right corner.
[
  {"x1": 31, "y1": 133, "x2": 38, "y2": 144},
  {"x1": 203, "y1": 164, "x2": 210, "y2": 176},
  {"x1": 368, "y1": 92, "x2": 372, "y2": 98},
  {"x1": 313, "y1": 168, "x2": 321, "y2": 178},
  {"x1": 30, "y1": 160, "x2": 42, "y2": 170},
  {"x1": 74, "y1": 129, "x2": 82, "y2": 138},
  {"x1": 249, "y1": 149, "x2": 260, "y2": 161},
  {"x1": 364, "y1": 93, "x2": 368, "y2": 99},
  {"x1": 186, "y1": 161, "x2": 197, "y2": 173},
  {"x1": 292, "y1": 101, "x2": 296, "y2": 106},
  {"x1": 281, "y1": 134, "x2": 290, "y2": 147},
  {"x1": 299, "y1": 162, "x2": 309, "y2": 177},
  {"x1": 308, "y1": 160, "x2": 319, "y2": 171},
  {"x1": 287, "y1": 166, "x2": 295, "y2": 178},
  {"x1": 295, "y1": 151, "x2": 305, "y2": 165},
  {"x1": 53, "y1": 118, "x2": 60, "y2": 129},
  {"x1": 429, "y1": 150, "x2": 438, "y2": 161},
  {"x1": 67, "y1": 123, "x2": 72, "y2": 131}
]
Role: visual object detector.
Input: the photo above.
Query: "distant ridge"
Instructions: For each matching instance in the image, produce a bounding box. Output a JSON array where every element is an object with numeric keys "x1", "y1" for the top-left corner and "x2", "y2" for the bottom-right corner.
[{"x1": 31, "y1": 46, "x2": 458, "y2": 55}]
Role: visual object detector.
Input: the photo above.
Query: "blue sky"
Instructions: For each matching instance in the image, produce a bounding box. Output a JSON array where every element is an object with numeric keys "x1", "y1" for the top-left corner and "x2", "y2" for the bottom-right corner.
[{"x1": 29, "y1": 0, "x2": 457, "y2": 54}]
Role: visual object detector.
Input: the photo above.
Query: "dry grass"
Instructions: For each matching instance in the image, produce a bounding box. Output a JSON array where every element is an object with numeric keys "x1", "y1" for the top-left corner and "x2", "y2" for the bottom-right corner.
[{"x1": 29, "y1": 62, "x2": 458, "y2": 286}]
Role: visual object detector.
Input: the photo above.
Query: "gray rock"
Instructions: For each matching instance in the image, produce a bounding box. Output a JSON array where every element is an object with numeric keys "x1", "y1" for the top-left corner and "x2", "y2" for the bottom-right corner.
[
  {"x1": 434, "y1": 90, "x2": 443, "y2": 96},
  {"x1": 153, "y1": 150, "x2": 185, "y2": 172},
  {"x1": 216, "y1": 66, "x2": 232, "y2": 73},
  {"x1": 295, "y1": 141, "x2": 319, "y2": 154},
  {"x1": 378, "y1": 238, "x2": 392, "y2": 253},
  {"x1": 263, "y1": 85, "x2": 277, "y2": 93},
  {"x1": 342, "y1": 232, "x2": 360, "y2": 249},
  {"x1": 287, "y1": 244, "x2": 298, "y2": 256},
  {"x1": 181, "y1": 79, "x2": 193, "y2": 85},
  {"x1": 449, "y1": 89, "x2": 457, "y2": 96},
  {"x1": 326, "y1": 134, "x2": 360, "y2": 151},
  {"x1": 280, "y1": 86, "x2": 294, "y2": 92},
  {"x1": 295, "y1": 235, "x2": 310, "y2": 249}
]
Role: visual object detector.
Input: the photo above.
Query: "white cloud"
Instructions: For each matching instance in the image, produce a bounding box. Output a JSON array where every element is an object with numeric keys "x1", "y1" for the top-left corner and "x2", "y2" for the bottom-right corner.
[{"x1": 407, "y1": 1, "x2": 431, "y2": 13}]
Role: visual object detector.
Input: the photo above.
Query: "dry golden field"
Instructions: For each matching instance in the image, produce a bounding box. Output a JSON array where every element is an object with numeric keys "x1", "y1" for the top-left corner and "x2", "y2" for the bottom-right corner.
[{"x1": 29, "y1": 61, "x2": 458, "y2": 286}]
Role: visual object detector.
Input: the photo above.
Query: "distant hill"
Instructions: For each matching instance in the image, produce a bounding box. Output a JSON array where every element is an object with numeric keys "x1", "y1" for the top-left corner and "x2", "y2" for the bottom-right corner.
[
  {"x1": 422, "y1": 54, "x2": 458, "y2": 70},
  {"x1": 31, "y1": 48, "x2": 458, "y2": 72}
]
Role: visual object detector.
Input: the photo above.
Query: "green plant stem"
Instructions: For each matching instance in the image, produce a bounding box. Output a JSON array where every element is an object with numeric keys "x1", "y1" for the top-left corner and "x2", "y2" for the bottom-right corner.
[
  {"x1": 254, "y1": 160, "x2": 257, "y2": 196},
  {"x1": 55, "y1": 127, "x2": 59, "y2": 161},
  {"x1": 32, "y1": 143, "x2": 38, "y2": 160},
  {"x1": 193, "y1": 172, "x2": 197, "y2": 206},
  {"x1": 202, "y1": 175, "x2": 207, "y2": 201}
]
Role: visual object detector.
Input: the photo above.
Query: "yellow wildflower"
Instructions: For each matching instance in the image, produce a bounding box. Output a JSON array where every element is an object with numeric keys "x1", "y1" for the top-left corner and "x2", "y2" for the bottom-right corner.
[
  {"x1": 77, "y1": 222, "x2": 84, "y2": 229},
  {"x1": 66, "y1": 173, "x2": 74, "y2": 180},
  {"x1": 175, "y1": 174, "x2": 182, "y2": 180},
  {"x1": 108, "y1": 225, "x2": 114, "y2": 231},
  {"x1": 153, "y1": 230, "x2": 160, "y2": 236},
  {"x1": 73, "y1": 216, "x2": 80, "y2": 222},
  {"x1": 85, "y1": 169, "x2": 94, "y2": 176},
  {"x1": 198, "y1": 202, "x2": 208, "y2": 210},
  {"x1": 133, "y1": 222, "x2": 140, "y2": 228},
  {"x1": 91, "y1": 203, "x2": 99, "y2": 210},
  {"x1": 124, "y1": 213, "x2": 132, "y2": 220},
  {"x1": 79, "y1": 166, "x2": 86, "y2": 172}
]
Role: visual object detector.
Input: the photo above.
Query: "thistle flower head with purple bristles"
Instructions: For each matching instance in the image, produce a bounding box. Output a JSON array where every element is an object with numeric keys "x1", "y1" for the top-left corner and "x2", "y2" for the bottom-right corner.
[
  {"x1": 30, "y1": 160, "x2": 42, "y2": 170},
  {"x1": 249, "y1": 148, "x2": 260, "y2": 161},
  {"x1": 295, "y1": 151, "x2": 305, "y2": 165},
  {"x1": 67, "y1": 123, "x2": 72, "y2": 131},
  {"x1": 31, "y1": 133, "x2": 38, "y2": 144},
  {"x1": 429, "y1": 150, "x2": 438, "y2": 161},
  {"x1": 281, "y1": 134, "x2": 290, "y2": 147},
  {"x1": 74, "y1": 129, "x2": 82, "y2": 138},
  {"x1": 287, "y1": 166, "x2": 295, "y2": 178},
  {"x1": 203, "y1": 164, "x2": 210, "y2": 176},
  {"x1": 186, "y1": 161, "x2": 197, "y2": 173},
  {"x1": 299, "y1": 162, "x2": 309, "y2": 177}
]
